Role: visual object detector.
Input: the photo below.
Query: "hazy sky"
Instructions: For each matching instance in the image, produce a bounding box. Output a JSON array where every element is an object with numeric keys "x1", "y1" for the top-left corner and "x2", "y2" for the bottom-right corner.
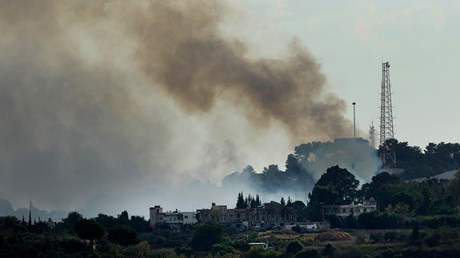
[
  {"x1": 226, "y1": 0, "x2": 460, "y2": 148},
  {"x1": 1, "y1": 1, "x2": 458, "y2": 217}
]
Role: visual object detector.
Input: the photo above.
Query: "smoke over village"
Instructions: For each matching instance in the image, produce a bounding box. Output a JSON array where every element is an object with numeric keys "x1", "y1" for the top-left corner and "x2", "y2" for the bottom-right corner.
[{"x1": 0, "y1": 0, "x2": 382, "y2": 218}]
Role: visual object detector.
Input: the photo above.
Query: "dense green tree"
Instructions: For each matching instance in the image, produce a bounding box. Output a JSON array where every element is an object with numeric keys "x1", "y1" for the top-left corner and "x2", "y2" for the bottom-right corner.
[
  {"x1": 236, "y1": 192, "x2": 263, "y2": 209},
  {"x1": 95, "y1": 213, "x2": 117, "y2": 231},
  {"x1": 29, "y1": 221, "x2": 50, "y2": 234},
  {"x1": 315, "y1": 165, "x2": 359, "y2": 204},
  {"x1": 0, "y1": 216, "x2": 26, "y2": 233},
  {"x1": 360, "y1": 172, "x2": 399, "y2": 198},
  {"x1": 307, "y1": 185, "x2": 340, "y2": 221},
  {"x1": 309, "y1": 185, "x2": 340, "y2": 206},
  {"x1": 246, "y1": 194, "x2": 255, "y2": 208},
  {"x1": 236, "y1": 192, "x2": 247, "y2": 209},
  {"x1": 74, "y1": 219, "x2": 105, "y2": 250},
  {"x1": 118, "y1": 210, "x2": 129, "y2": 225},
  {"x1": 255, "y1": 194, "x2": 262, "y2": 207},
  {"x1": 129, "y1": 215, "x2": 151, "y2": 233},
  {"x1": 57, "y1": 211, "x2": 84, "y2": 231},
  {"x1": 63, "y1": 211, "x2": 83, "y2": 226},
  {"x1": 382, "y1": 140, "x2": 460, "y2": 179},
  {"x1": 307, "y1": 166, "x2": 359, "y2": 221},
  {"x1": 108, "y1": 225, "x2": 139, "y2": 246},
  {"x1": 285, "y1": 154, "x2": 305, "y2": 177},
  {"x1": 360, "y1": 172, "x2": 400, "y2": 211},
  {"x1": 263, "y1": 164, "x2": 280, "y2": 176},
  {"x1": 190, "y1": 222, "x2": 222, "y2": 251}
]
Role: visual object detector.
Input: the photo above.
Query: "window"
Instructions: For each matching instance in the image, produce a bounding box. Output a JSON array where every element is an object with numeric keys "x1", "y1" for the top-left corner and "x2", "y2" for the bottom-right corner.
[{"x1": 184, "y1": 216, "x2": 188, "y2": 219}]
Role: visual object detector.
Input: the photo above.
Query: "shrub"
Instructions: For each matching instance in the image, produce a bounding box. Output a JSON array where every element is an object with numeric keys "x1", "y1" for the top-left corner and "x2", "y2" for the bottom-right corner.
[
  {"x1": 286, "y1": 240, "x2": 303, "y2": 254},
  {"x1": 295, "y1": 248, "x2": 320, "y2": 258},
  {"x1": 323, "y1": 243, "x2": 336, "y2": 256},
  {"x1": 299, "y1": 236, "x2": 315, "y2": 243}
]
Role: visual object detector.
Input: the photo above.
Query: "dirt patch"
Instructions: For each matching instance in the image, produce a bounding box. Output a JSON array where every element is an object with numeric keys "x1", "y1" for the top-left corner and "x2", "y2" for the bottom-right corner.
[{"x1": 314, "y1": 230, "x2": 352, "y2": 241}]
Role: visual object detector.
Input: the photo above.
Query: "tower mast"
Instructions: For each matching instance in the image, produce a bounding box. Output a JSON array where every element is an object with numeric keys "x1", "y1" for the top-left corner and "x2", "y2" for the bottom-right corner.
[
  {"x1": 379, "y1": 61, "x2": 396, "y2": 168},
  {"x1": 369, "y1": 121, "x2": 375, "y2": 148}
]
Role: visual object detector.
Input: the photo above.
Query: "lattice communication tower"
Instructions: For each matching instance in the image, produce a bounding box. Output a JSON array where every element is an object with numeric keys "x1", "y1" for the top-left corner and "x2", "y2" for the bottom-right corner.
[
  {"x1": 369, "y1": 122, "x2": 375, "y2": 149},
  {"x1": 379, "y1": 61, "x2": 396, "y2": 168}
]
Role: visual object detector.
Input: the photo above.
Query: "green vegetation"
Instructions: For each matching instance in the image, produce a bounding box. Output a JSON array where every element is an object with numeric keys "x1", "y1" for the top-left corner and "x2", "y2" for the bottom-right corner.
[
  {"x1": 307, "y1": 165, "x2": 360, "y2": 220},
  {"x1": 74, "y1": 219, "x2": 105, "y2": 250},
  {"x1": 190, "y1": 222, "x2": 223, "y2": 251},
  {"x1": 236, "y1": 192, "x2": 262, "y2": 209},
  {"x1": 0, "y1": 150, "x2": 459, "y2": 257},
  {"x1": 380, "y1": 139, "x2": 460, "y2": 180},
  {"x1": 107, "y1": 225, "x2": 139, "y2": 246},
  {"x1": 286, "y1": 240, "x2": 303, "y2": 254}
]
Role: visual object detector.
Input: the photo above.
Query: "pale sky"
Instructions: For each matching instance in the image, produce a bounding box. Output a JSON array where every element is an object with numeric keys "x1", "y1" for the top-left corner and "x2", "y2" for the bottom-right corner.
[{"x1": 225, "y1": 0, "x2": 460, "y2": 149}]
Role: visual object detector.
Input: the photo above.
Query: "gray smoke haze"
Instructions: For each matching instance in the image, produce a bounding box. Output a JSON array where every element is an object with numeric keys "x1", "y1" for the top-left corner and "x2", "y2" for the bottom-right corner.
[
  {"x1": 0, "y1": 0, "x2": 358, "y2": 217},
  {"x1": 295, "y1": 138, "x2": 382, "y2": 182}
]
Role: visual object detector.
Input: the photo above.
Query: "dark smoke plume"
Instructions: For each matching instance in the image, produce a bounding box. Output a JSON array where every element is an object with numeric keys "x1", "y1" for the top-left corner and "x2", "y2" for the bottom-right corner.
[
  {"x1": 0, "y1": 0, "x2": 356, "y2": 215},
  {"x1": 126, "y1": 1, "x2": 353, "y2": 141}
]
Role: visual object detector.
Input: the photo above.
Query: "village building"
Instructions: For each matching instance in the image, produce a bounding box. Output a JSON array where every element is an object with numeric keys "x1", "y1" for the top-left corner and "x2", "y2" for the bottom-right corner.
[
  {"x1": 149, "y1": 205, "x2": 197, "y2": 232},
  {"x1": 322, "y1": 199, "x2": 377, "y2": 218},
  {"x1": 195, "y1": 202, "x2": 324, "y2": 231},
  {"x1": 248, "y1": 242, "x2": 269, "y2": 250}
]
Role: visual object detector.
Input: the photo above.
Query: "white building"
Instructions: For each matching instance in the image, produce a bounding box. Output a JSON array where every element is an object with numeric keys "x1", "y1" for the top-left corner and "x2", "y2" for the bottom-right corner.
[
  {"x1": 322, "y1": 199, "x2": 377, "y2": 218},
  {"x1": 149, "y1": 205, "x2": 197, "y2": 232}
]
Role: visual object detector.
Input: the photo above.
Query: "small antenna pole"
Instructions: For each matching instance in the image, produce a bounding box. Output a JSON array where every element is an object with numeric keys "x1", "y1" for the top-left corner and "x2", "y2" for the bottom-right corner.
[{"x1": 352, "y1": 102, "x2": 356, "y2": 139}]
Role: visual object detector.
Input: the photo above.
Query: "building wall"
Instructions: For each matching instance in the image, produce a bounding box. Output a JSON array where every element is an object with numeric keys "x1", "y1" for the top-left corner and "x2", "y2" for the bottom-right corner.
[
  {"x1": 322, "y1": 203, "x2": 377, "y2": 218},
  {"x1": 182, "y1": 212, "x2": 198, "y2": 224},
  {"x1": 149, "y1": 205, "x2": 163, "y2": 226},
  {"x1": 196, "y1": 202, "x2": 298, "y2": 230},
  {"x1": 149, "y1": 205, "x2": 197, "y2": 230}
]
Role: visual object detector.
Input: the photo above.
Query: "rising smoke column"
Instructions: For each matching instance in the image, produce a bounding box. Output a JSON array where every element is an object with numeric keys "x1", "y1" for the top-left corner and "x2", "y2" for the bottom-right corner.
[
  {"x1": 125, "y1": 0, "x2": 354, "y2": 142},
  {"x1": 0, "y1": 0, "x2": 356, "y2": 214}
]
